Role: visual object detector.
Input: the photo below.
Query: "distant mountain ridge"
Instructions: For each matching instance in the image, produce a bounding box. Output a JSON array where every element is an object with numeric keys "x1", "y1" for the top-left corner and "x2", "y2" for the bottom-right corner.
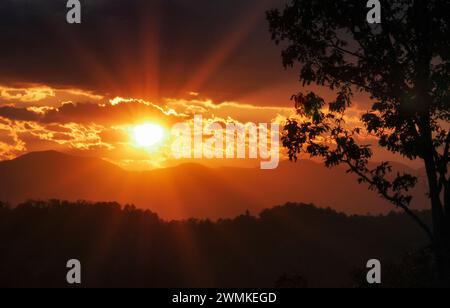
[{"x1": 0, "y1": 151, "x2": 430, "y2": 220}]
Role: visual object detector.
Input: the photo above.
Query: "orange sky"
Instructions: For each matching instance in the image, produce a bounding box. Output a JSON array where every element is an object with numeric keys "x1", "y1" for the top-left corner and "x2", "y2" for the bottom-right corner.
[
  {"x1": 0, "y1": 0, "x2": 422, "y2": 170},
  {"x1": 0, "y1": 83, "x2": 421, "y2": 170}
]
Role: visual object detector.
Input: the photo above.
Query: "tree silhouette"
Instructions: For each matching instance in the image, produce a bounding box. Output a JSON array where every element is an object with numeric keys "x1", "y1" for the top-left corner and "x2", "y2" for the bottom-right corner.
[
  {"x1": 0, "y1": 200, "x2": 431, "y2": 287},
  {"x1": 267, "y1": 0, "x2": 449, "y2": 284}
]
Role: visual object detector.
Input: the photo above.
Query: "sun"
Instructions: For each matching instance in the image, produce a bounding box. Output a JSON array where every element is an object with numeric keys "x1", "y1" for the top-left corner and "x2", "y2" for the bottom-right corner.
[{"x1": 133, "y1": 123, "x2": 165, "y2": 147}]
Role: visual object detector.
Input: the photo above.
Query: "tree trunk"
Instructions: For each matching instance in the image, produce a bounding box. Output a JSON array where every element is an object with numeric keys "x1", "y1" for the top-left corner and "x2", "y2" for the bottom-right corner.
[
  {"x1": 423, "y1": 152, "x2": 450, "y2": 286},
  {"x1": 442, "y1": 181, "x2": 450, "y2": 286},
  {"x1": 420, "y1": 116, "x2": 449, "y2": 285},
  {"x1": 432, "y1": 230, "x2": 450, "y2": 287},
  {"x1": 445, "y1": 181, "x2": 450, "y2": 224}
]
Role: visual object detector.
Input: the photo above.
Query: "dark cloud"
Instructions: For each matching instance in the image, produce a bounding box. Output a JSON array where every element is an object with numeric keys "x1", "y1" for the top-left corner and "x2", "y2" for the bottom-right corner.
[
  {"x1": 0, "y1": 106, "x2": 40, "y2": 122},
  {"x1": 0, "y1": 100, "x2": 183, "y2": 125},
  {"x1": 0, "y1": 0, "x2": 292, "y2": 103}
]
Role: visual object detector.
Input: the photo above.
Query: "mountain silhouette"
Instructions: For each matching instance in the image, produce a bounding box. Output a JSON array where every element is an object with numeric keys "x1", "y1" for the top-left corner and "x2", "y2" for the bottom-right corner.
[
  {"x1": 0, "y1": 200, "x2": 431, "y2": 288},
  {"x1": 0, "y1": 151, "x2": 429, "y2": 220}
]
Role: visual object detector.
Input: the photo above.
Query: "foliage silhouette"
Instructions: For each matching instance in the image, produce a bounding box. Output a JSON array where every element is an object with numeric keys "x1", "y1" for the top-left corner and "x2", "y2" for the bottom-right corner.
[
  {"x1": 267, "y1": 0, "x2": 450, "y2": 284},
  {"x1": 0, "y1": 200, "x2": 430, "y2": 288}
]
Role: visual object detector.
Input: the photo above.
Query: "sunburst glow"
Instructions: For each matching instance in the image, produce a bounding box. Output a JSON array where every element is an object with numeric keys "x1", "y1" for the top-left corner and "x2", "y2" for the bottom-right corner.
[{"x1": 133, "y1": 123, "x2": 164, "y2": 147}]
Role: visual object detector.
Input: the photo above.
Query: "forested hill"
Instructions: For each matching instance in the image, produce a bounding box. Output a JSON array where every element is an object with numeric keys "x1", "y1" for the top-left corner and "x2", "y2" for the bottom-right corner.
[{"x1": 0, "y1": 200, "x2": 431, "y2": 288}]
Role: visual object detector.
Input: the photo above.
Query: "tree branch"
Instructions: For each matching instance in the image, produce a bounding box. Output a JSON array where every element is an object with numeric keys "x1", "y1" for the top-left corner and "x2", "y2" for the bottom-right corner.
[
  {"x1": 344, "y1": 159, "x2": 434, "y2": 242},
  {"x1": 327, "y1": 42, "x2": 365, "y2": 60}
]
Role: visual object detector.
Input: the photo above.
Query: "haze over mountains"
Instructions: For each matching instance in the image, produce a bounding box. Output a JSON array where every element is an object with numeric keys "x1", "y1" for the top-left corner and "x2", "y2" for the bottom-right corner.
[{"x1": 0, "y1": 151, "x2": 429, "y2": 220}]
